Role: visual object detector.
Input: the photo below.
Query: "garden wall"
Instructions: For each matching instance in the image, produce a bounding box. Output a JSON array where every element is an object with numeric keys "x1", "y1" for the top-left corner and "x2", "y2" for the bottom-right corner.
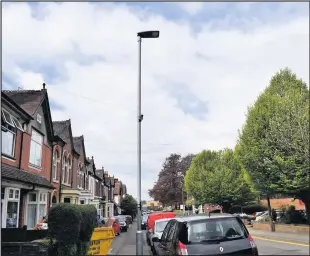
[{"x1": 253, "y1": 222, "x2": 309, "y2": 234}]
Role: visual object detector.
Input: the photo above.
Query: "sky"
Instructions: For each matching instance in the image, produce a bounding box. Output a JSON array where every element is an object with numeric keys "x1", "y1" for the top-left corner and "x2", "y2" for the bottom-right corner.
[{"x1": 2, "y1": 2, "x2": 309, "y2": 201}]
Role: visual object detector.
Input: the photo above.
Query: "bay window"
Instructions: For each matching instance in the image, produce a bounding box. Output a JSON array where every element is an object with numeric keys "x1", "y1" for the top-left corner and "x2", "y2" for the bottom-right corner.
[
  {"x1": 29, "y1": 129, "x2": 43, "y2": 168},
  {"x1": 3, "y1": 188, "x2": 20, "y2": 228},
  {"x1": 27, "y1": 191, "x2": 47, "y2": 229}
]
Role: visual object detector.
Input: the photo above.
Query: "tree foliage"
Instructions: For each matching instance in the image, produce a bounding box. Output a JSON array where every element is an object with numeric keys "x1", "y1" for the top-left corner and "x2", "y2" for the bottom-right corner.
[
  {"x1": 149, "y1": 153, "x2": 195, "y2": 206},
  {"x1": 120, "y1": 194, "x2": 137, "y2": 216},
  {"x1": 185, "y1": 149, "x2": 256, "y2": 212},
  {"x1": 236, "y1": 68, "x2": 309, "y2": 214}
]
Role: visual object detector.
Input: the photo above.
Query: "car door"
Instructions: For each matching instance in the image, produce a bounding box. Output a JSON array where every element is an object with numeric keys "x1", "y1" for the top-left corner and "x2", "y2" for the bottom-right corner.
[{"x1": 157, "y1": 221, "x2": 172, "y2": 255}]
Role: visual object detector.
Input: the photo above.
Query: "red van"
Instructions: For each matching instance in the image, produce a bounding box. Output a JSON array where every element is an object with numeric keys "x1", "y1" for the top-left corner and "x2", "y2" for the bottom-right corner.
[{"x1": 146, "y1": 212, "x2": 176, "y2": 246}]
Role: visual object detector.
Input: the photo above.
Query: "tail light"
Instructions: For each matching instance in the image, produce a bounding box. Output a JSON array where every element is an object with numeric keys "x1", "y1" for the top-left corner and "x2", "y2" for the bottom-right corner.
[
  {"x1": 247, "y1": 235, "x2": 256, "y2": 248},
  {"x1": 248, "y1": 235, "x2": 258, "y2": 255},
  {"x1": 177, "y1": 241, "x2": 188, "y2": 255}
]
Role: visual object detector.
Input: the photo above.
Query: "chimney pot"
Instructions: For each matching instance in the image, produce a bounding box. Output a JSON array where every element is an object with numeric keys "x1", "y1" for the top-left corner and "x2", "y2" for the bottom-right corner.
[{"x1": 43, "y1": 83, "x2": 46, "y2": 89}]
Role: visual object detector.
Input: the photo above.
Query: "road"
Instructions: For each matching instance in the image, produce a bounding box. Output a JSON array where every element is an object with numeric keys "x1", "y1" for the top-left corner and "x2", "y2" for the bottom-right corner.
[{"x1": 110, "y1": 222, "x2": 309, "y2": 255}]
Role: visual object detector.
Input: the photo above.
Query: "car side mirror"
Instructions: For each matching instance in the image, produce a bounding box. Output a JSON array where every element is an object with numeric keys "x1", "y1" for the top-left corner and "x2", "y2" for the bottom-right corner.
[{"x1": 152, "y1": 237, "x2": 160, "y2": 243}]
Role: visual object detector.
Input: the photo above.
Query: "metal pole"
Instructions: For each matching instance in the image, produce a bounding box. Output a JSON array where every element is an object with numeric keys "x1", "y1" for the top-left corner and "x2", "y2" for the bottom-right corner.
[
  {"x1": 136, "y1": 36, "x2": 143, "y2": 255},
  {"x1": 182, "y1": 185, "x2": 185, "y2": 215}
]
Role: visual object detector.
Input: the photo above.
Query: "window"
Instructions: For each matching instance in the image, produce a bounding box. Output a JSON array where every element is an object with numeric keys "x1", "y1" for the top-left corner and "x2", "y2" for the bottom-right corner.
[
  {"x1": 27, "y1": 192, "x2": 47, "y2": 229},
  {"x1": 66, "y1": 157, "x2": 71, "y2": 185},
  {"x1": 62, "y1": 156, "x2": 67, "y2": 184},
  {"x1": 29, "y1": 129, "x2": 43, "y2": 167},
  {"x1": 5, "y1": 188, "x2": 20, "y2": 228},
  {"x1": 80, "y1": 200, "x2": 85, "y2": 205},
  {"x1": 52, "y1": 150, "x2": 60, "y2": 181},
  {"x1": 1, "y1": 109, "x2": 22, "y2": 157},
  {"x1": 64, "y1": 197, "x2": 71, "y2": 203}
]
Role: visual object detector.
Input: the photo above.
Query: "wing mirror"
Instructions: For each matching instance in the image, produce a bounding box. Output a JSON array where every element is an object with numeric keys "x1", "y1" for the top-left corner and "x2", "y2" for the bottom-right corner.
[{"x1": 152, "y1": 237, "x2": 160, "y2": 243}]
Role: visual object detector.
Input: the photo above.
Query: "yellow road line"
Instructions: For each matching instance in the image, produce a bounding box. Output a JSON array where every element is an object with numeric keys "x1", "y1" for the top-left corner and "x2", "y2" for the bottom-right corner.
[{"x1": 252, "y1": 236, "x2": 309, "y2": 247}]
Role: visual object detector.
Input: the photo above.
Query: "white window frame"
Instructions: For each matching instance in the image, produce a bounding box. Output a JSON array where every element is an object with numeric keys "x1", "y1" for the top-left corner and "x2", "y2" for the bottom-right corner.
[
  {"x1": 52, "y1": 150, "x2": 60, "y2": 181},
  {"x1": 29, "y1": 129, "x2": 43, "y2": 168},
  {"x1": 1, "y1": 109, "x2": 20, "y2": 158},
  {"x1": 2, "y1": 187, "x2": 20, "y2": 228},
  {"x1": 25, "y1": 191, "x2": 47, "y2": 230}
]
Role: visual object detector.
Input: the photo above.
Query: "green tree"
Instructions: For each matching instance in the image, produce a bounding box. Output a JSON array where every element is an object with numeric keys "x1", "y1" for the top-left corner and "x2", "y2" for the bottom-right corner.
[
  {"x1": 120, "y1": 195, "x2": 137, "y2": 217},
  {"x1": 237, "y1": 68, "x2": 310, "y2": 221},
  {"x1": 185, "y1": 149, "x2": 255, "y2": 212}
]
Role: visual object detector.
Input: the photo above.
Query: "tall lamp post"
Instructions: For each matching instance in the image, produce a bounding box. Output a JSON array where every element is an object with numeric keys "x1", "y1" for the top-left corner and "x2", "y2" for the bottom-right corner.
[
  {"x1": 136, "y1": 30, "x2": 160, "y2": 256},
  {"x1": 177, "y1": 172, "x2": 185, "y2": 215}
]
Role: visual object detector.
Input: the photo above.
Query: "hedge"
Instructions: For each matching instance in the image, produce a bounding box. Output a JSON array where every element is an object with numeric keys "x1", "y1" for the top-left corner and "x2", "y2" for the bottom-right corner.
[
  {"x1": 48, "y1": 203, "x2": 97, "y2": 256},
  {"x1": 48, "y1": 203, "x2": 82, "y2": 245}
]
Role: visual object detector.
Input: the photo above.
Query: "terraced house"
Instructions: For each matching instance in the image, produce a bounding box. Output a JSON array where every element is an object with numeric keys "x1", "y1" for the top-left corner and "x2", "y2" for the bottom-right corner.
[
  {"x1": 1, "y1": 86, "x2": 55, "y2": 229},
  {"x1": 51, "y1": 119, "x2": 80, "y2": 204},
  {"x1": 2, "y1": 84, "x2": 129, "y2": 228}
]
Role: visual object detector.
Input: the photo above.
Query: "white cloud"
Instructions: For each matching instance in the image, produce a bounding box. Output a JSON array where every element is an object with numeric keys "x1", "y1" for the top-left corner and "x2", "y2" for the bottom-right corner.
[
  {"x1": 178, "y1": 2, "x2": 205, "y2": 15},
  {"x1": 2, "y1": 3, "x2": 309, "y2": 200}
]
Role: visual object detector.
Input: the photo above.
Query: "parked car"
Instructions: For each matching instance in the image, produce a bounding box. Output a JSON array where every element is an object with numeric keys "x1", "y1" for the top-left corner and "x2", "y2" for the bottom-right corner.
[
  {"x1": 146, "y1": 211, "x2": 176, "y2": 247},
  {"x1": 125, "y1": 215, "x2": 133, "y2": 224},
  {"x1": 150, "y1": 218, "x2": 173, "y2": 254},
  {"x1": 142, "y1": 214, "x2": 148, "y2": 230},
  {"x1": 152, "y1": 215, "x2": 259, "y2": 256},
  {"x1": 116, "y1": 216, "x2": 128, "y2": 232}
]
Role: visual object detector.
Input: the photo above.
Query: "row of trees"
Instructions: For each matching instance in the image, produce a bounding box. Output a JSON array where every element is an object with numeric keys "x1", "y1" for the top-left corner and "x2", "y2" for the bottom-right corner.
[{"x1": 149, "y1": 68, "x2": 309, "y2": 222}]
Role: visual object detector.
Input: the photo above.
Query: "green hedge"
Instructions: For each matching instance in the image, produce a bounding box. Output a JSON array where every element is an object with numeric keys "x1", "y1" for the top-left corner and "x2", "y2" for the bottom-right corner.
[
  {"x1": 48, "y1": 203, "x2": 82, "y2": 245},
  {"x1": 48, "y1": 203, "x2": 97, "y2": 256}
]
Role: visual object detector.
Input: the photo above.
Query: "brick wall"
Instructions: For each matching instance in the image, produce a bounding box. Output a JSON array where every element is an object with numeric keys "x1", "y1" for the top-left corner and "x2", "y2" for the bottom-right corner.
[
  {"x1": 19, "y1": 132, "x2": 52, "y2": 182},
  {"x1": 260, "y1": 198, "x2": 305, "y2": 210},
  {"x1": 2, "y1": 129, "x2": 23, "y2": 167}
]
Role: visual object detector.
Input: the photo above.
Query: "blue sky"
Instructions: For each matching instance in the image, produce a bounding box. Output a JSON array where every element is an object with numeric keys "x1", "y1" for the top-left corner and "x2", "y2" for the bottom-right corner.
[{"x1": 2, "y1": 2, "x2": 309, "y2": 199}]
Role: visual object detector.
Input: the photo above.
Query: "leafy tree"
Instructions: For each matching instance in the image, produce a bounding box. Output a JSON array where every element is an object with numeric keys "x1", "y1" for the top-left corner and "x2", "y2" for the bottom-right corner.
[
  {"x1": 149, "y1": 154, "x2": 195, "y2": 206},
  {"x1": 236, "y1": 68, "x2": 310, "y2": 221},
  {"x1": 120, "y1": 195, "x2": 137, "y2": 217},
  {"x1": 185, "y1": 149, "x2": 255, "y2": 212}
]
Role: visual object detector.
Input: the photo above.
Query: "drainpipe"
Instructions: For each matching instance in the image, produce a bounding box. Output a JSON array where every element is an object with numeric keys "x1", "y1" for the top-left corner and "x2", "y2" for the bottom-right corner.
[
  {"x1": 58, "y1": 144, "x2": 64, "y2": 203},
  {"x1": 49, "y1": 143, "x2": 55, "y2": 183},
  {"x1": 18, "y1": 130, "x2": 24, "y2": 169}
]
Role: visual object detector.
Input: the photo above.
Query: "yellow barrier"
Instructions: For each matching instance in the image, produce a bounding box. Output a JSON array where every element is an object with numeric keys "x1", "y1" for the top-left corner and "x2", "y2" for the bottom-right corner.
[{"x1": 88, "y1": 227, "x2": 115, "y2": 255}]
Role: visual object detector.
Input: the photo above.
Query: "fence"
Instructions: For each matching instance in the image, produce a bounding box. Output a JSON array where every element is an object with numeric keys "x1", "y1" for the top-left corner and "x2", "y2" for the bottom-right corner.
[
  {"x1": 2, "y1": 242, "x2": 50, "y2": 256},
  {"x1": 2, "y1": 227, "x2": 48, "y2": 242}
]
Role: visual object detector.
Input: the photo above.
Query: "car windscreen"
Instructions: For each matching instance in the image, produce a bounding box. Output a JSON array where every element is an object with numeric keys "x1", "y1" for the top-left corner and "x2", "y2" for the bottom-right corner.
[
  {"x1": 155, "y1": 221, "x2": 168, "y2": 232},
  {"x1": 188, "y1": 218, "x2": 248, "y2": 243}
]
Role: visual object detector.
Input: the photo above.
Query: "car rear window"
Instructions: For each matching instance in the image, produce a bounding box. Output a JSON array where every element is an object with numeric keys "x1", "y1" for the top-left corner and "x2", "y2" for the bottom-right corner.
[
  {"x1": 155, "y1": 221, "x2": 168, "y2": 232},
  {"x1": 187, "y1": 217, "x2": 248, "y2": 243}
]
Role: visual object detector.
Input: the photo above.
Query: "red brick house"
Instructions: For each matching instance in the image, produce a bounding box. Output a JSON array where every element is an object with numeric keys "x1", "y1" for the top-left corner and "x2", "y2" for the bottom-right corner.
[
  {"x1": 94, "y1": 167, "x2": 106, "y2": 216},
  {"x1": 51, "y1": 119, "x2": 80, "y2": 204},
  {"x1": 2, "y1": 87, "x2": 55, "y2": 229},
  {"x1": 72, "y1": 135, "x2": 92, "y2": 204}
]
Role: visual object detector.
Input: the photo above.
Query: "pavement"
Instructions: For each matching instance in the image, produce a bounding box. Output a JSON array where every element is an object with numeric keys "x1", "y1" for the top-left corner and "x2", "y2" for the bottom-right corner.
[
  {"x1": 109, "y1": 221, "x2": 151, "y2": 255},
  {"x1": 109, "y1": 222, "x2": 309, "y2": 255}
]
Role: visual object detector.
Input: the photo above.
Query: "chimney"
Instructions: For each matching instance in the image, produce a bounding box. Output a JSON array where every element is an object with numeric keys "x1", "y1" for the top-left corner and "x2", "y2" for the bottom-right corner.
[{"x1": 43, "y1": 83, "x2": 46, "y2": 90}]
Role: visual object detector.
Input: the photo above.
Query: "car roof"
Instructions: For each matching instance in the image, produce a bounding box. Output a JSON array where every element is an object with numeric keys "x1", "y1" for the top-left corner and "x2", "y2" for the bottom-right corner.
[
  {"x1": 174, "y1": 214, "x2": 234, "y2": 223},
  {"x1": 154, "y1": 218, "x2": 174, "y2": 223}
]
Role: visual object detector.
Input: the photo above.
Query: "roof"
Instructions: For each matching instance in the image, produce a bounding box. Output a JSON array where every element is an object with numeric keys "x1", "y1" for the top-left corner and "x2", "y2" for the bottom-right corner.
[
  {"x1": 73, "y1": 136, "x2": 88, "y2": 162},
  {"x1": 1, "y1": 92, "x2": 33, "y2": 121},
  {"x1": 86, "y1": 157, "x2": 96, "y2": 175},
  {"x1": 2, "y1": 163, "x2": 55, "y2": 189},
  {"x1": 154, "y1": 218, "x2": 174, "y2": 223},
  {"x1": 53, "y1": 120, "x2": 71, "y2": 141},
  {"x1": 95, "y1": 168, "x2": 104, "y2": 180},
  {"x1": 2, "y1": 90, "x2": 45, "y2": 116}
]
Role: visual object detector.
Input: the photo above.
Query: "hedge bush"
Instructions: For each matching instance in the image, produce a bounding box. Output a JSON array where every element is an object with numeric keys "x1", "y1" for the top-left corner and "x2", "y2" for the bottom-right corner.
[
  {"x1": 48, "y1": 203, "x2": 82, "y2": 245},
  {"x1": 48, "y1": 203, "x2": 98, "y2": 256}
]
